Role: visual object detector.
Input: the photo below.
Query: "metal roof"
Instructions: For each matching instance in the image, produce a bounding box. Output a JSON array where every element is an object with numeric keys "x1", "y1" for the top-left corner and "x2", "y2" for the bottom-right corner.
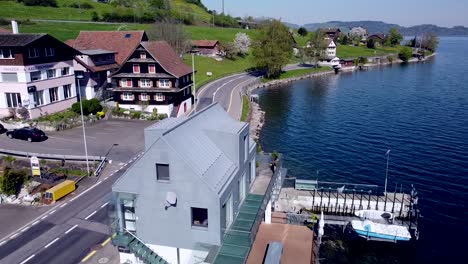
[{"x1": 80, "y1": 49, "x2": 116, "y2": 55}]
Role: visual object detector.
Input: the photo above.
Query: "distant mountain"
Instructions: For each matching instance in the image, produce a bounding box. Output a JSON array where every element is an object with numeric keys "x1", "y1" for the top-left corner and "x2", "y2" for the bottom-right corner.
[
  {"x1": 301, "y1": 21, "x2": 468, "y2": 36},
  {"x1": 283, "y1": 22, "x2": 300, "y2": 29}
]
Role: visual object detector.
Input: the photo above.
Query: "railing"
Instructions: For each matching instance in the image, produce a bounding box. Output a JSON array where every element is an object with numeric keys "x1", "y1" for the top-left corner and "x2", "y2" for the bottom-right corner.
[{"x1": 0, "y1": 147, "x2": 104, "y2": 162}]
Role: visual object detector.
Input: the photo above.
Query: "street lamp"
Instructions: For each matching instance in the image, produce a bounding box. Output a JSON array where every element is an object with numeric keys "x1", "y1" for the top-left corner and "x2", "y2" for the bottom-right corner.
[
  {"x1": 105, "y1": 143, "x2": 119, "y2": 158},
  {"x1": 76, "y1": 74, "x2": 90, "y2": 176}
]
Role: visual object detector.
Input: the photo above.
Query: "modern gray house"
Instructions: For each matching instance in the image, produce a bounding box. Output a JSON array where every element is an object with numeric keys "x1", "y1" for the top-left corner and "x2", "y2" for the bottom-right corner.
[{"x1": 111, "y1": 103, "x2": 258, "y2": 264}]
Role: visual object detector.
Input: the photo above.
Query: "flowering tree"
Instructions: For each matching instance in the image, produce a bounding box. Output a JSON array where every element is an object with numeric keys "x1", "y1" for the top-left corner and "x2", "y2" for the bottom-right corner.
[{"x1": 234, "y1": 32, "x2": 252, "y2": 56}]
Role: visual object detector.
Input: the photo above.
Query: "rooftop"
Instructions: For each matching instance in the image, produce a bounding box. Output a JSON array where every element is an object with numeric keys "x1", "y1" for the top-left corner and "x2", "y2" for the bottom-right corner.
[
  {"x1": 192, "y1": 40, "x2": 219, "y2": 47},
  {"x1": 141, "y1": 41, "x2": 193, "y2": 78},
  {"x1": 0, "y1": 33, "x2": 45, "y2": 47},
  {"x1": 80, "y1": 49, "x2": 116, "y2": 55}
]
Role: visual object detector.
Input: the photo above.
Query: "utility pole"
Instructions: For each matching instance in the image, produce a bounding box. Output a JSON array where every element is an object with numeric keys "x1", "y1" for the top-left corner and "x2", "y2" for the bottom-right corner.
[
  {"x1": 222, "y1": 0, "x2": 225, "y2": 15},
  {"x1": 192, "y1": 53, "x2": 196, "y2": 109},
  {"x1": 384, "y1": 149, "x2": 391, "y2": 194}
]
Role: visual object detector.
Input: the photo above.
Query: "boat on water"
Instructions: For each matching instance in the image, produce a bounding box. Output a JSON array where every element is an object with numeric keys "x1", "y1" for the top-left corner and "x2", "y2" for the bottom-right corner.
[
  {"x1": 355, "y1": 210, "x2": 394, "y2": 221},
  {"x1": 351, "y1": 220, "x2": 411, "y2": 242}
]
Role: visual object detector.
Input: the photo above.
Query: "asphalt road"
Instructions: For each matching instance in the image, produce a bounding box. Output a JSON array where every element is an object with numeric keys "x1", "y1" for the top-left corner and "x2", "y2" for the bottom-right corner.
[
  {"x1": 0, "y1": 119, "x2": 154, "y2": 162},
  {"x1": 0, "y1": 156, "x2": 142, "y2": 264}
]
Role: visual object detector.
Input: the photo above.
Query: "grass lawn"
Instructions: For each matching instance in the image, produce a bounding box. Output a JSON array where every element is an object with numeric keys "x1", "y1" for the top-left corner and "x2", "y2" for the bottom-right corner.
[
  {"x1": 337, "y1": 45, "x2": 400, "y2": 58},
  {"x1": 184, "y1": 54, "x2": 255, "y2": 89},
  {"x1": 172, "y1": 0, "x2": 211, "y2": 24},
  {"x1": 185, "y1": 26, "x2": 259, "y2": 43},
  {"x1": 0, "y1": 0, "x2": 127, "y2": 21},
  {"x1": 240, "y1": 95, "x2": 249, "y2": 122},
  {"x1": 262, "y1": 67, "x2": 333, "y2": 82}
]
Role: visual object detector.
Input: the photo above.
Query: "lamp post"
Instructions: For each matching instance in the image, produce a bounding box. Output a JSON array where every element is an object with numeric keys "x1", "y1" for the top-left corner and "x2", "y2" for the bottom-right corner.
[
  {"x1": 192, "y1": 52, "x2": 196, "y2": 108},
  {"x1": 76, "y1": 74, "x2": 90, "y2": 176},
  {"x1": 105, "y1": 143, "x2": 119, "y2": 158},
  {"x1": 384, "y1": 149, "x2": 391, "y2": 194}
]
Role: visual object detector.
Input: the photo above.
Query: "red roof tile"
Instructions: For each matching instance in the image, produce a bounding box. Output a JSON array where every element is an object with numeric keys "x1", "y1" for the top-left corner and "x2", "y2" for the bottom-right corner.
[
  {"x1": 67, "y1": 31, "x2": 147, "y2": 65},
  {"x1": 141, "y1": 41, "x2": 193, "y2": 78},
  {"x1": 192, "y1": 40, "x2": 219, "y2": 48}
]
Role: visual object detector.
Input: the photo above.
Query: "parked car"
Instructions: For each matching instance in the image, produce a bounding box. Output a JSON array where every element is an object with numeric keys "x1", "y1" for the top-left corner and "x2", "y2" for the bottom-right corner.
[
  {"x1": 0, "y1": 123, "x2": 5, "y2": 133},
  {"x1": 6, "y1": 127, "x2": 46, "y2": 142}
]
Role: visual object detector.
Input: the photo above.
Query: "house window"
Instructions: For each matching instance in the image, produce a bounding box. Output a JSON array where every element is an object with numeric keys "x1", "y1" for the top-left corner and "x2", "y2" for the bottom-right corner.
[
  {"x1": 30, "y1": 71, "x2": 42, "y2": 81},
  {"x1": 140, "y1": 79, "x2": 151, "y2": 88},
  {"x1": 49, "y1": 87, "x2": 59, "y2": 102},
  {"x1": 61, "y1": 67, "x2": 69, "y2": 76},
  {"x1": 140, "y1": 52, "x2": 146, "y2": 59},
  {"x1": 133, "y1": 64, "x2": 140, "y2": 73},
  {"x1": 5, "y1": 93, "x2": 21, "y2": 107},
  {"x1": 28, "y1": 48, "x2": 39, "y2": 58},
  {"x1": 122, "y1": 92, "x2": 133, "y2": 101},
  {"x1": 45, "y1": 48, "x2": 54, "y2": 57},
  {"x1": 155, "y1": 93, "x2": 165, "y2": 102},
  {"x1": 46, "y1": 69, "x2": 56, "y2": 79},
  {"x1": 149, "y1": 64, "x2": 156, "y2": 73},
  {"x1": 1, "y1": 72, "x2": 18, "y2": 82},
  {"x1": 63, "y1": 84, "x2": 72, "y2": 99},
  {"x1": 191, "y1": 207, "x2": 208, "y2": 227},
  {"x1": 156, "y1": 163, "x2": 169, "y2": 181},
  {"x1": 33, "y1": 90, "x2": 44, "y2": 106},
  {"x1": 121, "y1": 199, "x2": 136, "y2": 232},
  {"x1": 140, "y1": 93, "x2": 149, "y2": 101},
  {"x1": 121, "y1": 79, "x2": 132, "y2": 87},
  {"x1": 244, "y1": 135, "x2": 249, "y2": 162},
  {"x1": 0, "y1": 49, "x2": 13, "y2": 59},
  {"x1": 159, "y1": 79, "x2": 170, "y2": 88}
]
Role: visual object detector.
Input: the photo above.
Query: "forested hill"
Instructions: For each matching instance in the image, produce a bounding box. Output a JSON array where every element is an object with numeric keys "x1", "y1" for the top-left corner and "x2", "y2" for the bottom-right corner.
[{"x1": 300, "y1": 21, "x2": 468, "y2": 36}]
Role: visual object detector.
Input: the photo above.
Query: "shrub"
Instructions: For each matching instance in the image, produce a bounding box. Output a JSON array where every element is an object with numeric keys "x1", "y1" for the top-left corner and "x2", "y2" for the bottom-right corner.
[
  {"x1": 131, "y1": 112, "x2": 141, "y2": 119},
  {"x1": 387, "y1": 55, "x2": 395, "y2": 64},
  {"x1": 398, "y1": 46, "x2": 413, "y2": 62},
  {"x1": 91, "y1": 11, "x2": 100, "y2": 22},
  {"x1": 68, "y1": 2, "x2": 93, "y2": 9},
  {"x1": 158, "y1": 113, "x2": 167, "y2": 120},
  {"x1": 0, "y1": 168, "x2": 27, "y2": 195},
  {"x1": 18, "y1": 0, "x2": 58, "y2": 7},
  {"x1": 71, "y1": 99, "x2": 103, "y2": 116},
  {"x1": 271, "y1": 151, "x2": 279, "y2": 161}
]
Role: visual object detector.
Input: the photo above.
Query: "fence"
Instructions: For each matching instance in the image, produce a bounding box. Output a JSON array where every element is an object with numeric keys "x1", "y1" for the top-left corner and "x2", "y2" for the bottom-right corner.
[{"x1": 0, "y1": 148, "x2": 104, "y2": 162}]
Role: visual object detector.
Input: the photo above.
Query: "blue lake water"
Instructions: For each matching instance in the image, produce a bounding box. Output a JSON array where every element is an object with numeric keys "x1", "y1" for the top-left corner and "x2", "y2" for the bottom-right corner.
[{"x1": 258, "y1": 38, "x2": 468, "y2": 263}]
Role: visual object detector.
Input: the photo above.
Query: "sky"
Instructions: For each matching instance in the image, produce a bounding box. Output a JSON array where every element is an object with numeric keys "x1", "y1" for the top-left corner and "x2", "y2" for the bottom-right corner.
[{"x1": 201, "y1": 0, "x2": 468, "y2": 27}]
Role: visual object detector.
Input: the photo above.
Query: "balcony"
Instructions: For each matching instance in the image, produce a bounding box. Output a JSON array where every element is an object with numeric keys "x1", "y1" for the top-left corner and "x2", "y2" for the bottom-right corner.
[{"x1": 212, "y1": 153, "x2": 286, "y2": 264}]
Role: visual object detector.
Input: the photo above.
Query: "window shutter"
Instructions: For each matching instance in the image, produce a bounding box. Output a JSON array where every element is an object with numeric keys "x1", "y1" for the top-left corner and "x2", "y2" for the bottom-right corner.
[
  {"x1": 120, "y1": 94, "x2": 124, "y2": 100},
  {"x1": 127, "y1": 79, "x2": 132, "y2": 87}
]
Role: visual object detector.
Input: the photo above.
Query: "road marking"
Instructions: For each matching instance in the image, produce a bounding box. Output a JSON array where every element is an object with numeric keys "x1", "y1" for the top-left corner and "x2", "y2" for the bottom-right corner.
[
  {"x1": 20, "y1": 226, "x2": 30, "y2": 233},
  {"x1": 10, "y1": 233, "x2": 18, "y2": 239},
  {"x1": 120, "y1": 166, "x2": 124, "y2": 170},
  {"x1": 81, "y1": 250, "x2": 97, "y2": 262},
  {"x1": 41, "y1": 215, "x2": 47, "y2": 220},
  {"x1": 31, "y1": 220, "x2": 40, "y2": 226},
  {"x1": 227, "y1": 78, "x2": 256, "y2": 114},
  {"x1": 124, "y1": 163, "x2": 128, "y2": 166},
  {"x1": 49, "y1": 209, "x2": 56, "y2": 215},
  {"x1": 118, "y1": 162, "x2": 125, "y2": 166},
  {"x1": 44, "y1": 237, "x2": 59, "y2": 248},
  {"x1": 114, "y1": 170, "x2": 119, "y2": 173},
  {"x1": 101, "y1": 237, "x2": 111, "y2": 247},
  {"x1": 97, "y1": 180, "x2": 102, "y2": 184},
  {"x1": 85, "y1": 210, "x2": 97, "y2": 220},
  {"x1": 0, "y1": 240, "x2": 7, "y2": 246},
  {"x1": 65, "y1": 224, "x2": 78, "y2": 234},
  {"x1": 59, "y1": 202, "x2": 68, "y2": 208},
  {"x1": 19, "y1": 254, "x2": 35, "y2": 264},
  {"x1": 103, "y1": 177, "x2": 109, "y2": 180},
  {"x1": 101, "y1": 202, "x2": 109, "y2": 208}
]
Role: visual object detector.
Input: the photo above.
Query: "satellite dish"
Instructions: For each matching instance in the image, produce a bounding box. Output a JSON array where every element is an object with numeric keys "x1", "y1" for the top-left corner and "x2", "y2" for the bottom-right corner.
[{"x1": 165, "y1": 192, "x2": 177, "y2": 210}]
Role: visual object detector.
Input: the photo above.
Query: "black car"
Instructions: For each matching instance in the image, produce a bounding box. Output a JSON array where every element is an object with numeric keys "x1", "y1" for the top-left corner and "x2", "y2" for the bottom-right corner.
[
  {"x1": 0, "y1": 123, "x2": 5, "y2": 133},
  {"x1": 6, "y1": 127, "x2": 46, "y2": 142}
]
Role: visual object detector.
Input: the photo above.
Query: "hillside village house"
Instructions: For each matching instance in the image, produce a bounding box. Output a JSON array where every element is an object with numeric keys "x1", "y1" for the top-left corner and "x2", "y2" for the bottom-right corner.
[
  {"x1": 0, "y1": 32, "x2": 78, "y2": 119},
  {"x1": 66, "y1": 31, "x2": 148, "y2": 99},
  {"x1": 325, "y1": 38, "x2": 337, "y2": 58},
  {"x1": 111, "y1": 103, "x2": 257, "y2": 264},
  {"x1": 111, "y1": 41, "x2": 194, "y2": 117},
  {"x1": 320, "y1": 28, "x2": 341, "y2": 42},
  {"x1": 368, "y1": 33, "x2": 386, "y2": 46},
  {"x1": 191, "y1": 40, "x2": 220, "y2": 56}
]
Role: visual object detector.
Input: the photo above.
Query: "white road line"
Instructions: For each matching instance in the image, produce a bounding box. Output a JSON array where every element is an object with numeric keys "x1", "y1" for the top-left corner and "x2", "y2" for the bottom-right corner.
[
  {"x1": 103, "y1": 177, "x2": 109, "y2": 180},
  {"x1": 84, "y1": 211, "x2": 97, "y2": 220},
  {"x1": 49, "y1": 209, "x2": 56, "y2": 215},
  {"x1": 124, "y1": 163, "x2": 128, "y2": 166},
  {"x1": 41, "y1": 215, "x2": 47, "y2": 220},
  {"x1": 31, "y1": 220, "x2": 40, "y2": 226},
  {"x1": 100, "y1": 202, "x2": 110, "y2": 208},
  {"x1": 59, "y1": 202, "x2": 67, "y2": 208},
  {"x1": 114, "y1": 170, "x2": 119, "y2": 173},
  {"x1": 97, "y1": 180, "x2": 102, "y2": 184},
  {"x1": 9, "y1": 233, "x2": 18, "y2": 239},
  {"x1": 65, "y1": 224, "x2": 78, "y2": 234},
  {"x1": 20, "y1": 226, "x2": 30, "y2": 233},
  {"x1": 227, "y1": 78, "x2": 256, "y2": 113},
  {"x1": 0, "y1": 240, "x2": 7, "y2": 246},
  {"x1": 19, "y1": 254, "x2": 35, "y2": 264},
  {"x1": 44, "y1": 237, "x2": 60, "y2": 248},
  {"x1": 120, "y1": 166, "x2": 124, "y2": 170}
]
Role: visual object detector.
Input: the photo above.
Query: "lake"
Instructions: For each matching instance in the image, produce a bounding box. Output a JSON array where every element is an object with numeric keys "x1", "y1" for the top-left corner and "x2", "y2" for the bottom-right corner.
[{"x1": 257, "y1": 38, "x2": 468, "y2": 263}]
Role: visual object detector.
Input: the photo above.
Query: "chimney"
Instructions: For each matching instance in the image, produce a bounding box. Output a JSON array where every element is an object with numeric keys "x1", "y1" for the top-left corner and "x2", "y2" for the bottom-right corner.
[{"x1": 11, "y1": 20, "x2": 19, "y2": 34}]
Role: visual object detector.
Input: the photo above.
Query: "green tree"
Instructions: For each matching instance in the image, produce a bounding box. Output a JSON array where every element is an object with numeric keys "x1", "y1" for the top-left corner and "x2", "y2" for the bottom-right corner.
[
  {"x1": 303, "y1": 30, "x2": 326, "y2": 65},
  {"x1": 339, "y1": 35, "x2": 350, "y2": 45},
  {"x1": 91, "y1": 11, "x2": 100, "y2": 22},
  {"x1": 366, "y1": 38, "x2": 376, "y2": 49},
  {"x1": 252, "y1": 20, "x2": 293, "y2": 78},
  {"x1": 398, "y1": 46, "x2": 413, "y2": 62},
  {"x1": 298, "y1": 27, "x2": 308, "y2": 37},
  {"x1": 421, "y1": 32, "x2": 439, "y2": 52},
  {"x1": 0, "y1": 168, "x2": 26, "y2": 195},
  {"x1": 386, "y1": 28, "x2": 403, "y2": 47}
]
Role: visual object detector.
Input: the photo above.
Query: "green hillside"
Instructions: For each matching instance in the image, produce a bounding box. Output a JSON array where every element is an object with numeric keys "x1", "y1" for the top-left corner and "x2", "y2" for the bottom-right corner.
[{"x1": 0, "y1": 0, "x2": 212, "y2": 23}]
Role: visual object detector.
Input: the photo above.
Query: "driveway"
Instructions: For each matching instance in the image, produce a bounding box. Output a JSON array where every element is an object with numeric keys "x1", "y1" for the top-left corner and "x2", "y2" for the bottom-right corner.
[{"x1": 0, "y1": 119, "x2": 155, "y2": 162}]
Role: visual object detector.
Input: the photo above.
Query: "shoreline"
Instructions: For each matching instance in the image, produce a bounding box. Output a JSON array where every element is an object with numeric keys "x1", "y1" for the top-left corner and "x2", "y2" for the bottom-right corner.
[{"x1": 246, "y1": 53, "x2": 436, "y2": 141}]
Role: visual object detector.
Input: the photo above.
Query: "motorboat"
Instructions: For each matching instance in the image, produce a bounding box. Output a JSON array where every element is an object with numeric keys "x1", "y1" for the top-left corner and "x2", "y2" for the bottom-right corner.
[
  {"x1": 355, "y1": 210, "x2": 394, "y2": 221},
  {"x1": 351, "y1": 220, "x2": 411, "y2": 242}
]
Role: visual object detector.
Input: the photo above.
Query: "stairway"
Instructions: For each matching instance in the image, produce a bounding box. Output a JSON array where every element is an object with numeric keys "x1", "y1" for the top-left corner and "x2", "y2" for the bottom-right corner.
[{"x1": 112, "y1": 231, "x2": 168, "y2": 264}]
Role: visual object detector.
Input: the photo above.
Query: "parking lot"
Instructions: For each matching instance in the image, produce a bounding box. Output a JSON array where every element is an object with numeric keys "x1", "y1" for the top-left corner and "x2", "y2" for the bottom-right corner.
[{"x1": 0, "y1": 119, "x2": 155, "y2": 162}]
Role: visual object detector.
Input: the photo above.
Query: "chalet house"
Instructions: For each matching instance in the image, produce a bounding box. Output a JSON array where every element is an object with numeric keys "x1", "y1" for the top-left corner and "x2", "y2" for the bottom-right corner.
[
  {"x1": 66, "y1": 31, "x2": 148, "y2": 99},
  {"x1": 112, "y1": 41, "x2": 194, "y2": 117},
  {"x1": 368, "y1": 33, "x2": 386, "y2": 46},
  {"x1": 192, "y1": 40, "x2": 220, "y2": 56},
  {"x1": 320, "y1": 28, "x2": 341, "y2": 42},
  {"x1": 111, "y1": 103, "x2": 257, "y2": 264},
  {"x1": 325, "y1": 38, "x2": 337, "y2": 58},
  {"x1": 0, "y1": 33, "x2": 78, "y2": 119}
]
